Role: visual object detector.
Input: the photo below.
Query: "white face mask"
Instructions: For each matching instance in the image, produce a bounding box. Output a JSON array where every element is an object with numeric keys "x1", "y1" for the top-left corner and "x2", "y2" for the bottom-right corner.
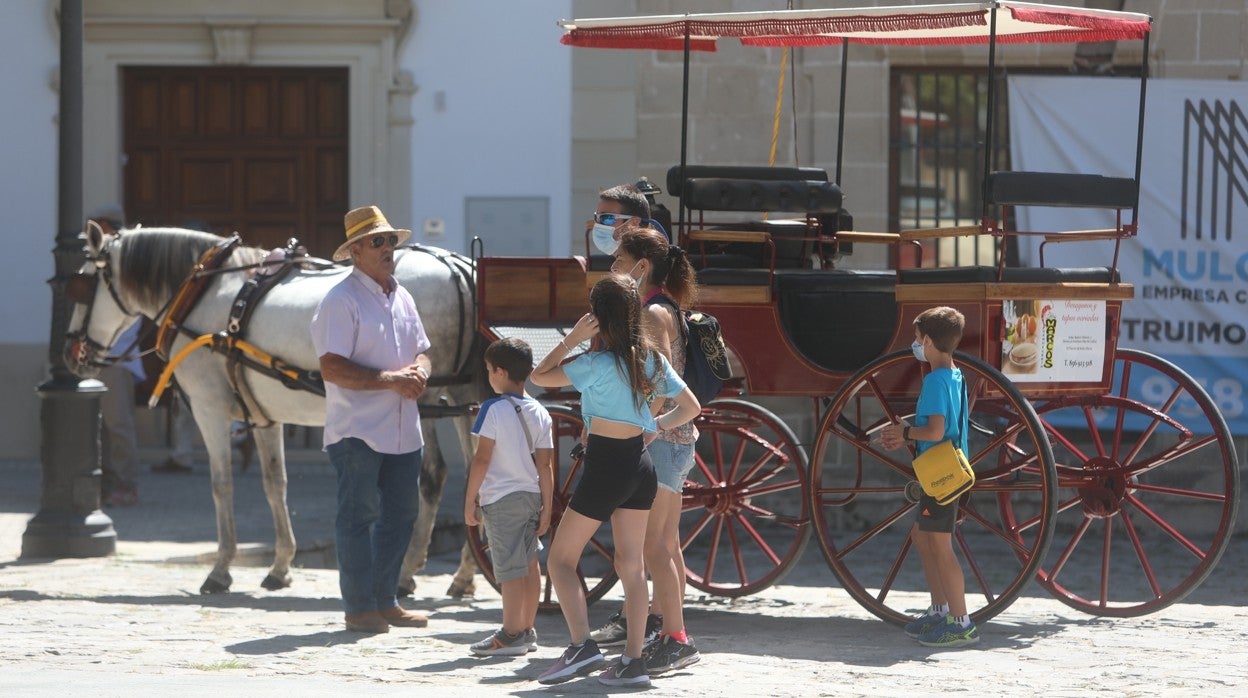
[
  {"x1": 911, "y1": 339, "x2": 927, "y2": 362},
  {"x1": 592, "y1": 223, "x2": 619, "y2": 255}
]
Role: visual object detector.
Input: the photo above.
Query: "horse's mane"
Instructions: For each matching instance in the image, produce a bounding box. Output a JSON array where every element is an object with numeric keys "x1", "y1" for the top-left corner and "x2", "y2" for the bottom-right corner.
[{"x1": 117, "y1": 227, "x2": 268, "y2": 308}]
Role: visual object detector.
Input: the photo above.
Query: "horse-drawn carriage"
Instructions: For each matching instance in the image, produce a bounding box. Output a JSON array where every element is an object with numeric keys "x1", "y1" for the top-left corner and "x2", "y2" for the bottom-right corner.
[
  {"x1": 60, "y1": 2, "x2": 1237, "y2": 628},
  {"x1": 468, "y1": 2, "x2": 1240, "y2": 626}
]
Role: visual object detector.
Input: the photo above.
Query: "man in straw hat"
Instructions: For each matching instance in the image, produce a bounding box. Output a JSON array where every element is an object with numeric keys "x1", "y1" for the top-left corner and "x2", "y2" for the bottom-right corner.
[{"x1": 311, "y1": 205, "x2": 433, "y2": 633}]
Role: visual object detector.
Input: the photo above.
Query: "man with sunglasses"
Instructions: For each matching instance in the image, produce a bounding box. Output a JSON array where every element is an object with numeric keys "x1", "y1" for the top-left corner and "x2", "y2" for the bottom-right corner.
[
  {"x1": 312, "y1": 205, "x2": 433, "y2": 634},
  {"x1": 590, "y1": 184, "x2": 665, "y2": 255}
]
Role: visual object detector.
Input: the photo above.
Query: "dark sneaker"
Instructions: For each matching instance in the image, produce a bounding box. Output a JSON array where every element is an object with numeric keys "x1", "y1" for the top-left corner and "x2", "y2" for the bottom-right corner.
[
  {"x1": 598, "y1": 655, "x2": 650, "y2": 687},
  {"x1": 904, "y1": 610, "x2": 945, "y2": 638},
  {"x1": 643, "y1": 613, "x2": 663, "y2": 646},
  {"x1": 643, "y1": 635, "x2": 701, "y2": 675},
  {"x1": 523, "y1": 627, "x2": 538, "y2": 652},
  {"x1": 537, "y1": 640, "x2": 606, "y2": 684},
  {"x1": 917, "y1": 617, "x2": 980, "y2": 648},
  {"x1": 470, "y1": 628, "x2": 529, "y2": 657}
]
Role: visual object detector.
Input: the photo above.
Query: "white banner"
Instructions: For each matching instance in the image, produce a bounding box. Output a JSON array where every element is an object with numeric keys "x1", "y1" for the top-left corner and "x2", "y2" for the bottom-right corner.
[{"x1": 1009, "y1": 76, "x2": 1248, "y2": 433}]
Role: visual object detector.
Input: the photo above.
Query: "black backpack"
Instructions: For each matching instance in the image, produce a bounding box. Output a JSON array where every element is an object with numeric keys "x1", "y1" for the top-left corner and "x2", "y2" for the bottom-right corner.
[{"x1": 648, "y1": 294, "x2": 730, "y2": 404}]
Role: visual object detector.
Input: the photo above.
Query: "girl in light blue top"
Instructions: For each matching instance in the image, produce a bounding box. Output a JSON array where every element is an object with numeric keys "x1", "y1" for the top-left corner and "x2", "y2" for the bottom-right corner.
[{"x1": 530, "y1": 274, "x2": 701, "y2": 687}]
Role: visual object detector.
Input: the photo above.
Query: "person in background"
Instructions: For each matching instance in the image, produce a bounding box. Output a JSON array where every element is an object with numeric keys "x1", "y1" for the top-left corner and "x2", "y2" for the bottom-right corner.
[
  {"x1": 311, "y1": 205, "x2": 432, "y2": 634},
  {"x1": 87, "y1": 204, "x2": 144, "y2": 507},
  {"x1": 589, "y1": 184, "x2": 663, "y2": 257}
]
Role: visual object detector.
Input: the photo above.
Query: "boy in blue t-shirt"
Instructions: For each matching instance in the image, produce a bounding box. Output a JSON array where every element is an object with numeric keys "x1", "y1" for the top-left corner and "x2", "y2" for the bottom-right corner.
[
  {"x1": 880, "y1": 306, "x2": 979, "y2": 648},
  {"x1": 464, "y1": 338, "x2": 554, "y2": 656}
]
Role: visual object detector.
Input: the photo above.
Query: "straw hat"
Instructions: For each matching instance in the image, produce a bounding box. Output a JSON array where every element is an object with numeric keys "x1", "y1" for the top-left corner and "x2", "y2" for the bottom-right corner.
[{"x1": 333, "y1": 205, "x2": 412, "y2": 262}]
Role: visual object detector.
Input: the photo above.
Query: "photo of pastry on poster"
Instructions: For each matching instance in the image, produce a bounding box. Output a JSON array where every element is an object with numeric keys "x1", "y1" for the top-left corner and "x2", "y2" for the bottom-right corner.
[{"x1": 1001, "y1": 299, "x2": 1106, "y2": 383}]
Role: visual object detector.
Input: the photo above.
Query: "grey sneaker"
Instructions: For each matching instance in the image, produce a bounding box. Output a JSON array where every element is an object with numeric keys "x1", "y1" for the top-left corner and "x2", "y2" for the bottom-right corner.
[
  {"x1": 523, "y1": 627, "x2": 538, "y2": 652},
  {"x1": 598, "y1": 655, "x2": 650, "y2": 687},
  {"x1": 470, "y1": 628, "x2": 529, "y2": 657},
  {"x1": 643, "y1": 634, "x2": 701, "y2": 674},
  {"x1": 537, "y1": 640, "x2": 606, "y2": 684},
  {"x1": 589, "y1": 610, "x2": 627, "y2": 647}
]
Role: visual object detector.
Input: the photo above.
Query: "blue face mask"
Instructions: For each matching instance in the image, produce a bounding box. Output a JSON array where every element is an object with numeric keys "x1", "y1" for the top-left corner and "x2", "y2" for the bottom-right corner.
[
  {"x1": 592, "y1": 223, "x2": 619, "y2": 255},
  {"x1": 911, "y1": 339, "x2": 927, "y2": 362}
]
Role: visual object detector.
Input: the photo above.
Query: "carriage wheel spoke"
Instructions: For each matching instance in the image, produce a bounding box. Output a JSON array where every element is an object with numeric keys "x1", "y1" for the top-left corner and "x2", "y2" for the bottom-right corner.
[
  {"x1": 873, "y1": 532, "x2": 914, "y2": 604},
  {"x1": 956, "y1": 527, "x2": 997, "y2": 605},
  {"x1": 1118, "y1": 508, "x2": 1163, "y2": 601},
  {"x1": 960, "y1": 505, "x2": 1040, "y2": 558},
  {"x1": 831, "y1": 503, "x2": 913, "y2": 561},
  {"x1": 739, "y1": 500, "x2": 805, "y2": 530},
  {"x1": 1123, "y1": 492, "x2": 1211, "y2": 559},
  {"x1": 699, "y1": 516, "x2": 726, "y2": 584},
  {"x1": 1042, "y1": 515, "x2": 1092, "y2": 586},
  {"x1": 730, "y1": 511, "x2": 783, "y2": 566}
]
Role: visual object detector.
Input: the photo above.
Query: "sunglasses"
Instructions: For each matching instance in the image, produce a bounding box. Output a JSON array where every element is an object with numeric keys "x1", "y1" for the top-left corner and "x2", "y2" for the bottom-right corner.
[
  {"x1": 592, "y1": 212, "x2": 639, "y2": 226},
  {"x1": 368, "y1": 234, "x2": 400, "y2": 249}
]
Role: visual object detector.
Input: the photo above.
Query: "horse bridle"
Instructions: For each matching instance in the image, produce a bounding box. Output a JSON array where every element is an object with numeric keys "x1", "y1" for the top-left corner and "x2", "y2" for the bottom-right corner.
[{"x1": 65, "y1": 235, "x2": 145, "y2": 369}]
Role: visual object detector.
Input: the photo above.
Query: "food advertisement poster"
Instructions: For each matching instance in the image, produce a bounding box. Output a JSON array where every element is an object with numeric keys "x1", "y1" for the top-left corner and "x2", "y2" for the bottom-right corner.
[{"x1": 1002, "y1": 299, "x2": 1106, "y2": 383}]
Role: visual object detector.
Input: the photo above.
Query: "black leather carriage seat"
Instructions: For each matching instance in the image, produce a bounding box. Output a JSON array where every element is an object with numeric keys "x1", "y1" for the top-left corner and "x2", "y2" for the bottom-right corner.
[
  {"x1": 986, "y1": 171, "x2": 1137, "y2": 210},
  {"x1": 682, "y1": 177, "x2": 843, "y2": 270},
  {"x1": 774, "y1": 270, "x2": 897, "y2": 373},
  {"x1": 899, "y1": 266, "x2": 1120, "y2": 285},
  {"x1": 666, "y1": 165, "x2": 828, "y2": 197}
]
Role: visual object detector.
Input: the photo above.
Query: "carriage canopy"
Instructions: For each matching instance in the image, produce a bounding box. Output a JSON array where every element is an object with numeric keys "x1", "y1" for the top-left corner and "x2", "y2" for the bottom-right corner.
[{"x1": 558, "y1": 1, "x2": 1151, "y2": 51}]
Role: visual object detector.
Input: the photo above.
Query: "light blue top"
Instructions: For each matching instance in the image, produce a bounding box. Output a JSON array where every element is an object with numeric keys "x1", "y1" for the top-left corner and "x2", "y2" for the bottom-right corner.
[
  {"x1": 562, "y1": 350, "x2": 685, "y2": 432},
  {"x1": 914, "y1": 366, "x2": 967, "y2": 456}
]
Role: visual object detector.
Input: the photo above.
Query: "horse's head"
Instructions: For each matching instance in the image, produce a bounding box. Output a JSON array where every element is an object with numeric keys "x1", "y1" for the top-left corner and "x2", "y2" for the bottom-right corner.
[{"x1": 64, "y1": 220, "x2": 142, "y2": 378}]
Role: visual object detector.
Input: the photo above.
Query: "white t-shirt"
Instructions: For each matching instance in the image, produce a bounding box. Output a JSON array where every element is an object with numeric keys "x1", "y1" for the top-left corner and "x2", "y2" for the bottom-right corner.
[
  {"x1": 471, "y1": 393, "x2": 553, "y2": 506},
  {"x1": 310, "y1": 268, "x2": 431, "y2": 454}
]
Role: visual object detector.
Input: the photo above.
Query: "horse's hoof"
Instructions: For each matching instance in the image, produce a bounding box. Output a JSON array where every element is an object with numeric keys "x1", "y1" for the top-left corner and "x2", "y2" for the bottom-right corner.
[
  {"x1": 445, "y1": 579, "x2": 475, "y2": 599},
  {"x1": 200, "y1": 574, "x2": 232, "y2": 594},
  {"x1": 261, "y1": 573, "x2": 292, "y2": 591}
]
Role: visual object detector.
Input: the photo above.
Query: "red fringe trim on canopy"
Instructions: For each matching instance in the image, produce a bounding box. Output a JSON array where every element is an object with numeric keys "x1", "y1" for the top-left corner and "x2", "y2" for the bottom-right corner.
[
  {"x1": 840, "y1": 27, "x2": 1147, "y2": 46},
  {"x1": 1009, "y1": 5, "x2": 1150, "y2": 39},
  {"x1": 560, "y1": 33, "x2": 717, "y2": 51}
]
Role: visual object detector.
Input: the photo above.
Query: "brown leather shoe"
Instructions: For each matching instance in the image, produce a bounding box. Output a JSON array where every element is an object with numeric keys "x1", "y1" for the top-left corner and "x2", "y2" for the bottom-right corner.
[
  {"x1": 379, "y1": 605, "x2": 428, "y2": 628},
  {"x1": 344, "y1": 611, "x2": 389, "y2": 634}
]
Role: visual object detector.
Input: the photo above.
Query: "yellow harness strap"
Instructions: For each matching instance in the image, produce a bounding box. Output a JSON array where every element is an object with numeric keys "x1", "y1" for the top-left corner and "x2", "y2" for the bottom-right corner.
[{"x1": 148, "y1": 333, "x2": 301, "y2": 408}]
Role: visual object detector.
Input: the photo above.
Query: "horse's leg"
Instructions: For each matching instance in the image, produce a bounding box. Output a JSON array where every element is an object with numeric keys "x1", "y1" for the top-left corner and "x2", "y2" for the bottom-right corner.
[
  {"x1": 198, "y1": 407, "x2": 237, "y2": 594},
  {"x1": 253, "y1": 423, "x2": 295, "y2": 590},
  {"x1": 447, "y1": 413, "x2": 479, "y2": 598},
  {"x1": 398, "y1": 419, "x2": 446, "y2": 596}
]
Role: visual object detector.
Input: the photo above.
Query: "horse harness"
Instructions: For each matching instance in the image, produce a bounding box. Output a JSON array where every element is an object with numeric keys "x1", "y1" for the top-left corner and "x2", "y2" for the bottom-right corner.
[
  {"x1": 148, "y1": 239, "x2": 479, "y2": 428},
  {"x1": 149, "y1": 237, "x2": 329, "y2": 427}
]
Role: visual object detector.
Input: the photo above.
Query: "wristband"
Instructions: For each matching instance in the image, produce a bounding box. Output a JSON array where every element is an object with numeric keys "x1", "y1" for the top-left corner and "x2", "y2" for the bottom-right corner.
[{"x1": 903, "y1": 426, "x2": 911, "y2": 441}]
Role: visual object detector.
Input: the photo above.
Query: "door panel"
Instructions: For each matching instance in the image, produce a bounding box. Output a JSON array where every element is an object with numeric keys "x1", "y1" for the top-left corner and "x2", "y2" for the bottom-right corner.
[{"x1": 123, "y1": 66, "x2": 348, "y2": 255}]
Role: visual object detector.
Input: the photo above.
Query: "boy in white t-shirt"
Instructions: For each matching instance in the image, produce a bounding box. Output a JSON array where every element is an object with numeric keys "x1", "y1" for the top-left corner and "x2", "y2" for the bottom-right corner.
[{"x1": 464, "y1": 338, "x2": 554, "y2": 656}]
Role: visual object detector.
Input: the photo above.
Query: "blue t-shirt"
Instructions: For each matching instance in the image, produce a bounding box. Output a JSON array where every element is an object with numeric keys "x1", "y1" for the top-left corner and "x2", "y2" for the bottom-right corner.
[
  {"x1": 914, "y1": 367, "x2": 967, "y2": 456},
  {"x1": 562, "y1": 350, "x2": 685, "y2": 432}
]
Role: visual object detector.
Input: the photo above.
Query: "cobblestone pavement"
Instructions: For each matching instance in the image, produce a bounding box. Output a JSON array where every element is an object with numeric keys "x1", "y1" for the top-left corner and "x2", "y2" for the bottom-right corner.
[{"x1": 2, "y1": 460, "x2": 1246, "y2": 696}]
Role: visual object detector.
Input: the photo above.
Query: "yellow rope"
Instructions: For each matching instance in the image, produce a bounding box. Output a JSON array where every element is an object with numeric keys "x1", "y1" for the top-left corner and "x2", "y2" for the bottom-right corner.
[
  {"x1": 769, "y1": 47, "x2": 788, "y2": 168},
  {"x1": 765, "y1": 46, "x2": 790, "y2": 221}
]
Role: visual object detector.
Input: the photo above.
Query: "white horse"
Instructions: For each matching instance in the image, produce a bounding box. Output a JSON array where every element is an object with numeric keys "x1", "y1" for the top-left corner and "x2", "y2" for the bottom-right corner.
[{"x1": 65, "y1": 224, "x2": 485, "y2": 596}]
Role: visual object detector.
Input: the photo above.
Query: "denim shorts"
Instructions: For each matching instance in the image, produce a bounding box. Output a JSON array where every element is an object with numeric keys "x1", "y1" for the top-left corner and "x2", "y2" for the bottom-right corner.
[
  {"x1": 649, "y1": 439, "x2": 695, "y2": 494},
  {"x1": 481, "y1": 490, "x2": 542, "y2": 583}
]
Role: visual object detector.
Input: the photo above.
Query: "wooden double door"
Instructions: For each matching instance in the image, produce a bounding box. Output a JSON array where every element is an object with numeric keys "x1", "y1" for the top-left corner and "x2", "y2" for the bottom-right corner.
[{"x1": 124, "y1": 66, "x2": 348, "y2": 256}]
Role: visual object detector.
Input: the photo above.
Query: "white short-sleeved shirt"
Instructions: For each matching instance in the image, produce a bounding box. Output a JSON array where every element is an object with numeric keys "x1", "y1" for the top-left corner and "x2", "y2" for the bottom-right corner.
[
  {"x1": 310, "y1": 268, "x2": 431, "y2": 454},
  {"x1": 471, "y1": 393, "x2": 553, "y2": 506}
]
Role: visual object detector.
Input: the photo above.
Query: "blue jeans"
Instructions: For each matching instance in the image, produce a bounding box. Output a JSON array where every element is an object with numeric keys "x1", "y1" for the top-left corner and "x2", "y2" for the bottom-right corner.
[{"x1": 327, "y1": 437, "x2": 422, "y2": 616}]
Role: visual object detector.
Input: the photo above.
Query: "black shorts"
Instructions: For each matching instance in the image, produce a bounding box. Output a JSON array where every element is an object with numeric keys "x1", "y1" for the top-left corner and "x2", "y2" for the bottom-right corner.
[
  {"x1": 916, "y1": 492, "x2": 958, "y2": 533},
  {"x1": 568, "y1": 434, "x2": 657, "y2": 522}
]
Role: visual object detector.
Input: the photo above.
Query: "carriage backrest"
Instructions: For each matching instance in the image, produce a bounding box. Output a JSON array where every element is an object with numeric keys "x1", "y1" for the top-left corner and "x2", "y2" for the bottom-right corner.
[
  {"x1": 665, "y1": 164, "x2": 828, "y2": 197},
  {"x1": 985, "y1": 171, "x2": 1137, "y2": 210}
]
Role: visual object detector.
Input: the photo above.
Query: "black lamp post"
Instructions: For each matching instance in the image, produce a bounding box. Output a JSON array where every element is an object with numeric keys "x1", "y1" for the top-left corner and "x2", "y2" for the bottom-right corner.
[{"x1": 21, "y1": 0, "x2": 116, "y2": 558}]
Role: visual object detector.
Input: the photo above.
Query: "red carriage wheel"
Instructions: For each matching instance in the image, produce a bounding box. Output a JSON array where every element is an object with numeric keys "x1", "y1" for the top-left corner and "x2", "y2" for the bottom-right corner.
[
  {"x1": 809, "y1": 351, "x2": 1057, "y2": 625},
  {"x1": 1018, "y1": 348, "x2": 1239, "y2": 616},
  {"x1": 681, "y1": 398, "x2": 810, "y2": 597},
  {"x1": 467, "y1": 403, "x2": 618, "y2": 611}
]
